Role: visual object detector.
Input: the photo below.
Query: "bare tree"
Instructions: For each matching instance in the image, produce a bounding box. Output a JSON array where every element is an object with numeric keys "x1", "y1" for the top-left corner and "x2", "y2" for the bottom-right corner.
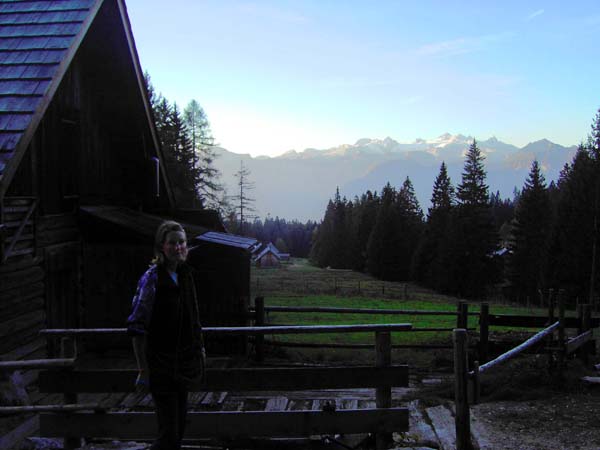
[{"x1": 232, "y1": 161, "x2": 257, "y2": 234}]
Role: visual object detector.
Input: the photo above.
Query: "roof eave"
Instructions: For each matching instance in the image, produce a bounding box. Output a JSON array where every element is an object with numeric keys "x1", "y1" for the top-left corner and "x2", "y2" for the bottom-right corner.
[{"x1": 115, "y1": 0, "x2": 175, "y2": 209}]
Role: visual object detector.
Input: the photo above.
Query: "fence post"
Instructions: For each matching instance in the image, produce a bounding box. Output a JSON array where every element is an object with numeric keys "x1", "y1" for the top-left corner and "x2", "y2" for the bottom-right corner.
[
  {"x1": 61, "y1": 337, "x2": 80, "y2": 450},
  {"x1": 375, "y1": 331, "x2": 391, "y2": 450},
  {"x1": 479, "y1": 303, "x2": 489, "y2": 363},
  {"x1": 254, "y1": 297, "x2": 265, "y2": 363},
  {"x1": 334, "y1": 278, "x2": 337, "y2": 295},
  {"x1": 547, "y1": 289, "x2": 555, "y2": 370},
  {"x1": 358, "y1": 280, "x2": 361, "y2": 295},
  {"x1": 472, "y1": 360, "x2": 480, "y2": 404},
  {"x1": 557, "y1": 290, "x2": 566, "y2": 375},
  {"x1": 403, "y1": 283, "x2": 408, "y2": 300},
  {"x1": 453, "y1": 329, "x2": 471, "y2": 450},
  {"x1": 382, "y1": 282, "x2": 385, "y2": 295},
  {"x1": 457, "y1": 301, "x2": 468, "y2": 329},
  {"x1": 582, "y1": 304, "x2": 593, "y2": 363}
]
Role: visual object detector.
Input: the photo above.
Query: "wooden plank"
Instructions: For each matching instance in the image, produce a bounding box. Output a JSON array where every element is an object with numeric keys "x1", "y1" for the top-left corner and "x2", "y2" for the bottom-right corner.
[
  {"x1": 0, "y1": 403, "x2": 98, "y2": 415},
  {"x1": 0, "y1": 415, "x2": 39, "y2": 450},
  {"x1": 40, "y1": 323, "x2": 413, "y2": 336},
  {"x1": 0, "y1": 295, "x2": 43, "y2": 322},
  {"x1": 566, "y1": 330, "x2": 593, "y2": 355},
  {"x1": 40, "y1": 409, "x2": 408, "y2": 438},
  {"x1": 0, "y1": 325, "x2": 41, "y2": 355},
  {"x1": 477, "y1": 322, "x2": 560, "y2": 375},
  {"x1": 0, "y1": 265, "x2": 43, "y2": 290},
  {"x1": 36, "y1": 228, "x2": 79, "y2": 247},
  {"x1": 39, "y1": 366, "x2": 409, "y2": 393},
  {"x1": 426, "y1": 405, "x2": 455, "y2": 450},
  {"x1": 488, "y1": 314, "x2": 591, "y2": 328},
  {"x1": 265, "y1": 306, "x2": 461, "y2": 316},
  {"x1": 0, "y1": 336, "x2": 44, "y2": 360},
  {"x1": 0, "y1": 358, "x2": 74, "y2": 371},
  {"x1": 36, "y1": 213, "x2": 77, "y2": 232},
  {"x1": 0, "y1": 309, "x2": 44, "y2": 339},
  {"x1": 265, "y1": 396, "x2": 288, "y2": 411}
]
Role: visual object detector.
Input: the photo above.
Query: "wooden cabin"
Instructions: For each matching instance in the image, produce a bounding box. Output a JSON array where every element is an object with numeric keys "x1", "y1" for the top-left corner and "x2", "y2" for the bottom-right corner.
[
  {"x1": 253, "y1": 242, "x2": 282, "y2": 268},
  {"x1": 0, "y1": 0, "x2": 255, "y2": 387}
]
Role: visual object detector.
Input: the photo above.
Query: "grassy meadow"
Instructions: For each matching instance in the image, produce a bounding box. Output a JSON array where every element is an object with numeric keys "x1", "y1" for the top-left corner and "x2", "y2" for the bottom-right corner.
[{"x1": 250, "y1": 258, "x2": 556, "y2": 364}]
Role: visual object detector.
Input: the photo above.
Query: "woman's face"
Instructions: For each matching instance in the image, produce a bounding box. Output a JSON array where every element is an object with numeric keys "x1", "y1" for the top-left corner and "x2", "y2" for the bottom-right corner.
[{"x1": 162, "y1": 230, "x2": 188, "y2": 265}]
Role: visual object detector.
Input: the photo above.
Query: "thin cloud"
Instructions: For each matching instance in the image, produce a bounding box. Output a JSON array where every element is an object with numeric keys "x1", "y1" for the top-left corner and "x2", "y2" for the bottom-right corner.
[
  {"x1": 527, "y1": 9, "x2": 545, "y2": 21},
  {"x1": 414, "y1": 32, "x2": 515, "y2": 57}
]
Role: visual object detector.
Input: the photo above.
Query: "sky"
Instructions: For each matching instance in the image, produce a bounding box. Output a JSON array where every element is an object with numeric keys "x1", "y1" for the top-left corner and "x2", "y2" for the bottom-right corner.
[{"x1": 125, "y1": 0, "x2": 600, "y2": 158}]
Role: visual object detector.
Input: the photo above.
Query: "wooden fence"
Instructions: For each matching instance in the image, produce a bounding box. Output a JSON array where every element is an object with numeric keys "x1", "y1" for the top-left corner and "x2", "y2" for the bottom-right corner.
[
  {"x1": 1, "y1": 323, "x2": 413, "y2": 450},
  {"x1": 452, "y1": 294, "x2": 598, "y2": 450}
]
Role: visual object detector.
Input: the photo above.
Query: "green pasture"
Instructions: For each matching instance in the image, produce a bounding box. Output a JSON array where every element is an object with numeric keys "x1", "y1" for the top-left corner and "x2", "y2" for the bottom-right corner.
[{"x1": 262, "y1": 295, "x2": 551, "y2": 346}]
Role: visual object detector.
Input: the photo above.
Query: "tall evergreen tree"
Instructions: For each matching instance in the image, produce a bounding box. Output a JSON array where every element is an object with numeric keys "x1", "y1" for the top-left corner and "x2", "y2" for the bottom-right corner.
[
  {"x1": 183, "y1": 100, "x2": 222, "y2": 208},
  {"x1": 366, "y1": 183, "x2": 403, "y2": 280},
  {"x1": 508, "y1": 160, "x2": 550, "y2": 302},
  {"x1": 412, "y1": 162, "x2": 456, "y2": 289},
  {"x1": 396, "y1": 177, "x2": 424, "y2": 280},
  {"x1": 454, "y1": 140, "x2": 496, "y2": 297}
]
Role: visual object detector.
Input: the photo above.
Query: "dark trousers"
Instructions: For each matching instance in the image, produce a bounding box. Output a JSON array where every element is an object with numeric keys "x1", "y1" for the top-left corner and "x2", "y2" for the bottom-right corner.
[{"x1": 150, "y1": 390, "x2": 189, "y2": 450}]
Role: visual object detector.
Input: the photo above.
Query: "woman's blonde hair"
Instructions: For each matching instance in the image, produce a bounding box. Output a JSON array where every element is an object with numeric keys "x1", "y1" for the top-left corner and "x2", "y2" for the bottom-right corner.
[{"x1": 152, "y1": 220, "x2": 186, "y2": 265}]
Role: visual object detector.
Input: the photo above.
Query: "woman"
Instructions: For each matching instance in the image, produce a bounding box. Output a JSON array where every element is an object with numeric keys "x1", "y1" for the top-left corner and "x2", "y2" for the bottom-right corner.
[{"x1": 127, "y1": 220, "x2": 206, "y2": 450}]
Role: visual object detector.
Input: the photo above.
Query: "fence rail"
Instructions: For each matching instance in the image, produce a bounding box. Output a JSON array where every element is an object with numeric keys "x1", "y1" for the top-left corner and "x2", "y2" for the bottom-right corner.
[
  {"x1": 453, "y1": 295, "x2": 598, "y2": 450},
  {"x1": 27, "y1": 323, "x2": 412, "y2": 449}
]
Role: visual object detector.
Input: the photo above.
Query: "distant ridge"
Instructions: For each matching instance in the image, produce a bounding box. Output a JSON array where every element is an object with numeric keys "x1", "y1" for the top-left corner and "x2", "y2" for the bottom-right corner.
[{"x1": 214, "y1": 134, "x2": 577, "y2": 221}]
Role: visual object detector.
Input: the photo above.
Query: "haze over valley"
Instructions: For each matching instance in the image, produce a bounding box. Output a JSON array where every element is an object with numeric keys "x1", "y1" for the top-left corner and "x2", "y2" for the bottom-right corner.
[{"x1": 215, "y1": 134, "x2": 577, "y2": 221}]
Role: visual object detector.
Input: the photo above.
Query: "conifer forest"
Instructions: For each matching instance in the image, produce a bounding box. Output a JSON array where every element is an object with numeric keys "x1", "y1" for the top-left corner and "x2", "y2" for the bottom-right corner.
[
  {"x1": 146, "y1": 71, "x2": 600, "y2": 306},
  {"x1": 311, "y1": 110, "x2": 600, "y2": 305}
]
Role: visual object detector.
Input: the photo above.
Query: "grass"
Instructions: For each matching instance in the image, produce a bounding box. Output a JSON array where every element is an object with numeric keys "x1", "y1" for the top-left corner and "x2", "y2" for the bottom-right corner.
[
  {"x1": 263, "y1": 295, "x2": 551, "y2": 346},
  {"x1": 251, "y1": 258, "x2": 574, "y2": 364}
]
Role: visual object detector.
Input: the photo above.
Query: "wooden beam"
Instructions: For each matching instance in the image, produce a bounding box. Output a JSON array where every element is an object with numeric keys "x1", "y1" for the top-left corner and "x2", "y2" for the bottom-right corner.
[
  {"x1": 566, "y1": 330, "x2": 593, "y2": 355},
  {"x1": 40, "y1": 408, "x2": 409, "y2": 439},
  {"x1": 0, "y1": 403, "x2": 97, "y2": 415},
  {"x1": 40, "y1": 323, "x2": 413, "y2": 337},
  {"x1": 476, "y1": 321, "x2": 559, "y2": 375},
  {"x1": 39, "y1": 366, "x2": 409, "y2": 393},
  {"x1": 488, "y1": 314, "x2": 596, "y2": 328},
  {"x1": 264, "y1": 306, "x2": 464, "y2": 316},
  {"x1": 0, "y1": 358, "x2": 74, "y2": 371}
]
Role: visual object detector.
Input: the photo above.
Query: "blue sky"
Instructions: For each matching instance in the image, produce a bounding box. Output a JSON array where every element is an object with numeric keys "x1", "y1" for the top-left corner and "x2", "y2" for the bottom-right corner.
[{"x1": 125, "y1": 0, "x2": 600, "y2": 157}]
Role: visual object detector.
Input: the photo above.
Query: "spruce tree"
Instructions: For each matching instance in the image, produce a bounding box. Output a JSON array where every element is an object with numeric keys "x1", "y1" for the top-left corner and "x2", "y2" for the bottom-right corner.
[
  {"x1": 508, "y1": 160, "x2": 550, "y2": 302},
  {"x1": 455, "y1": 140, "x2": 496, "y2": 298},
  {"x1": 412, "y1": 162, "x2": 456, "y2": 289},
  {"x1": 366, "y1": 183, "x2": 403, "y2": 280},
  {"x1": 396, "y1": 177, "x2": 424, "y2": 280}
]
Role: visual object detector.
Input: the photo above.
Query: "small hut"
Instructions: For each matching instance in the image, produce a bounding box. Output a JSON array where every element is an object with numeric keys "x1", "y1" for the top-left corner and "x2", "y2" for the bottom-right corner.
[{"x1": 254, "y1": 242, "x2": 283, "y2": 268}]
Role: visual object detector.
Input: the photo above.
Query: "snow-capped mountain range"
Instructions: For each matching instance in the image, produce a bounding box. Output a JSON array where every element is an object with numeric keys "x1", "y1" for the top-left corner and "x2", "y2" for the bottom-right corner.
[{"x1": 214, "y1": 134, "x2": 577, "y2": 221}]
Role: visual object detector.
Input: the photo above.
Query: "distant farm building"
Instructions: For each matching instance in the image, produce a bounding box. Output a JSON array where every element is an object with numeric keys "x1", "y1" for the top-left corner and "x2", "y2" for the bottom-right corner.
[
  {"x1": 0, "y1": 0, "x2": 256, "y2": 377},
  {"x1": 253, "y1": 242, "x2": 290, "y2": 267}
]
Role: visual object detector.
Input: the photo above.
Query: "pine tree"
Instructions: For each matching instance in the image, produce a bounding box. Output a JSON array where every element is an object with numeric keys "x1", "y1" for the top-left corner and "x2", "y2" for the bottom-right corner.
[
  {"x1": 396, "y1": 177, "x2": 424, "y2": 280},
  {"x1": 455, "y1": 140, "x2": 496, "y2": 297},
  {"x1": 508, "y1": 160, "x2": 550, "y2": 302},
  {"x1": 366, "y1": 183, "x2": 403, "y2": 280},
  {"x1": 412, "y1": 162, "x2": 456, "y2": 289}
]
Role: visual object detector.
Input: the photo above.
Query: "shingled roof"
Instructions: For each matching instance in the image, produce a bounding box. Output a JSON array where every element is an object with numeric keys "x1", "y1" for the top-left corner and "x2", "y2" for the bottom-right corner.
[
  {"x1": 0, "y1": 0, "x2": 172, "y2": 205},
  {"x1": 0, "y1": 0, "x2": 103, "y2": 183}
]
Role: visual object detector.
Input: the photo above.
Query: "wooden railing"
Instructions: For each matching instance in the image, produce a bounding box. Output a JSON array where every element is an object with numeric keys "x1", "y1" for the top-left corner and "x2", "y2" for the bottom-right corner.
[
  {"x1": 452, "y1": 295, "x2": 598, "y2": 450},
  {"x1": 2, "y1": 323, "x2": 414, "y2": 450}
]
